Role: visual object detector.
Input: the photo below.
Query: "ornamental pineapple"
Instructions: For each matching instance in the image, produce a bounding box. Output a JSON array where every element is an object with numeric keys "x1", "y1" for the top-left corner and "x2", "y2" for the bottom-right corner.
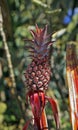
[{"x1": 24, "y1": 25, "x2": 53, "y2": 91}]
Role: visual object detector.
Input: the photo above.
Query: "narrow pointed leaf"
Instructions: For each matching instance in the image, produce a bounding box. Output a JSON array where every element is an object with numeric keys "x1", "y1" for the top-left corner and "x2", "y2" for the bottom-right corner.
[
  {"x1": 41, "y1": 25, "x2": 47, "y2": 38},
  {"x1": 46, "y1": 97, "x2": 60, "y2": 130},
  {"x1": 29, "y1": 92, "x2": 45, "y2": 130},
  {"x1": 33, "y1": 0, "x2": 49, "y2": 8},
  {"x1": 24, "y1": 38, "x2": 34, "y2": 43},
  {"x1": 23, "y1": 119, "x2": 32, "y2": 130},
  {"x1": 30, "y1": 93, "x2": 41, "y2": 129},
  {"x1": 40, "y1": 109, "x2": 48, "y2": 130},
  {"x1": 25, "y1": 45, "x2": 34, "y2": 50},
  {"x1": 30, "y1": 30, "x2": 37, "y2": 38},
  {"x1": 44, "y1": 41, "x2": 54, "y2": 48}
]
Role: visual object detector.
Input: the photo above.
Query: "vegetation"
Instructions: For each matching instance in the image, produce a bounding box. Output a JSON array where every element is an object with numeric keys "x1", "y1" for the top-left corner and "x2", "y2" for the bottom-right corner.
[{"x1": 0, "y1": 0, "x2": 78, "y2": 130}]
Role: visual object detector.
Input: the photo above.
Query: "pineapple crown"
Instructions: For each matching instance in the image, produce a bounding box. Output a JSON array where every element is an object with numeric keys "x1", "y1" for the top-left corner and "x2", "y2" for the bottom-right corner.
[{"x1": 26, "y1": 25, "x2": 54, "y2": 59}]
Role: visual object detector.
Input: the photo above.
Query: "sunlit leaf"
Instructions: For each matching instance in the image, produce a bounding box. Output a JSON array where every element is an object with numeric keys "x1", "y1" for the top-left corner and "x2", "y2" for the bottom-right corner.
[
  {"x1": 32, "y1": 0, "x2": 49, "y2": 8},
  {"x1": 46, "y1": 9, "x2": 61, "y2": 14}
]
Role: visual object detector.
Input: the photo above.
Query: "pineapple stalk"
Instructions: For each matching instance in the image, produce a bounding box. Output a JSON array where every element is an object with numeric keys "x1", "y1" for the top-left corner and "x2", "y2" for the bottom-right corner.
[{"x1": 66, "y1": 43, "x2": 78, "y2": 130}]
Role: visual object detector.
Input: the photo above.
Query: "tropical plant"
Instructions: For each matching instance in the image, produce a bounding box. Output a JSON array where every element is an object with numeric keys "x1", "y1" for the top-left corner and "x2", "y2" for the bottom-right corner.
[{"x1": 23, "y1": 25, "x2": 60, "y2": 130}]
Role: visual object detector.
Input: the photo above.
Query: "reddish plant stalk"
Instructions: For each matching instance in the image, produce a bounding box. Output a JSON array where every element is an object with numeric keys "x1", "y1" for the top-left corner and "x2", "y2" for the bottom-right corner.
[{"x1": 66, "y1": 43, "x2": 78, "y2": 130}]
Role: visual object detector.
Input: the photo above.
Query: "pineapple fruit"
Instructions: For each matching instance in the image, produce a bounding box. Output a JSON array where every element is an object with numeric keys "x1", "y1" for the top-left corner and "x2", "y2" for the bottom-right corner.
[
  {"x1": 23, "y1": 25, "x2": 60, "y2": 130},
  {"x1": 24, "y1": 25, "x2": 53, "y2": 91}
]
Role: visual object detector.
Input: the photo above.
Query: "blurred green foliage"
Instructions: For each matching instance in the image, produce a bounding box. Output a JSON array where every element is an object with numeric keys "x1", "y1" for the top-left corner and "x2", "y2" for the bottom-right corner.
[{"x1": 0, "y1": 0, "x2": 78, "y2": 130}]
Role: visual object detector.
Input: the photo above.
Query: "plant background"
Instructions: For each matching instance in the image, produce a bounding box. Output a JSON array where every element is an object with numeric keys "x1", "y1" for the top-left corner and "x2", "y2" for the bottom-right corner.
[{"x1": 0, "y1": 0, "x2": 78, "y2": 130}]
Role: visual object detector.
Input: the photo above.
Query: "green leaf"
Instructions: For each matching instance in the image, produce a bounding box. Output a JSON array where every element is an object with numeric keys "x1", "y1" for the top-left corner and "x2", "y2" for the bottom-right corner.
[
  {"x1": 32, "y1": 0, "x2": 49, "y2": 8},
  {"x1": 46, "y1": 9, "x2": 61, "y2": 14},
  {"x1": 0, "y1": 115, "x2": 4, "y2": 123},
  {"x1": 0, "y1": 102, "x2": 7, "y2": 114}
]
